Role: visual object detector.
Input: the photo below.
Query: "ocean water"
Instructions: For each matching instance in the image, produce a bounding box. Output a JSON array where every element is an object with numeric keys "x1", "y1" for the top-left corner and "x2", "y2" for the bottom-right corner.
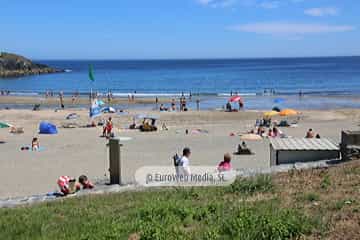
[{"x1": 1, "y1": 57, "x2": 360, "y2": 110}]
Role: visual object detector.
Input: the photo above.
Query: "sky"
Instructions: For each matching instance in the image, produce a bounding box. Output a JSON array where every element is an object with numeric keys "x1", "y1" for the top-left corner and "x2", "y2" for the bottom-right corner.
[{"x1": 1, "y1": 0, "x2": 359, "y2": 59}]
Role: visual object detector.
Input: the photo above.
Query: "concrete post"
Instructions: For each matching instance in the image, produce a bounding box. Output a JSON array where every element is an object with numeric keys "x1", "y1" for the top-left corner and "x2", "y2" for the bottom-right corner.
[{"x1": 109, "y1": 138, "x2": 123, "y2": 185}]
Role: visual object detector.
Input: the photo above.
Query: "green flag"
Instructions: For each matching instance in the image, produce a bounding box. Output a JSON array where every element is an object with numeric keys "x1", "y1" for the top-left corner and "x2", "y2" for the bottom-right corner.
[{"x1": 88, "y1": 64, "x2": 95, "y2": 82}]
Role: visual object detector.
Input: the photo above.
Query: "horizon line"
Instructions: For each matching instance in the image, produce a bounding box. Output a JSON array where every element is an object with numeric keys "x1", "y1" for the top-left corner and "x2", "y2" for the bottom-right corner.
[{"x1": 34, "y1": 55, "x2": 360, "y2": 61}]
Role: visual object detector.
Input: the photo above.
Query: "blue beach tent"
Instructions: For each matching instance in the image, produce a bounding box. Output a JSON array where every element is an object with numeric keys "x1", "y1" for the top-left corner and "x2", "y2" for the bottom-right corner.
[{"x1": 39, "y1": 121, "x2": 58, "y2": 134}]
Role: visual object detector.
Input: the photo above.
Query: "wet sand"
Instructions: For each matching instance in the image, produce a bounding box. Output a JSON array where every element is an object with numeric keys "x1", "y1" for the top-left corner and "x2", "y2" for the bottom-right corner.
[{"x1": 0, "y1": 95, "x2": 170, "y2": 106}]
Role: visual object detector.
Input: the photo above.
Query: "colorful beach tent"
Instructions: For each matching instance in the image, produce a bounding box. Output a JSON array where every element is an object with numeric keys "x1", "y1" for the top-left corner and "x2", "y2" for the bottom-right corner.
[
  {"x1": 279, "y1": 109, "x2": 298, "y2": 116},
  {"x1": 263, "y1": 111, "x2": 279, "y2": 118},
  {"x1": 0, "y1": 122, "x2": 12, "y2": 128},
  {"x1": 229, "y1": 95, "x2": 241, "y2": 102},
  {"x1": 39, "y1": 121, "x2": 58, "y2": 134}
]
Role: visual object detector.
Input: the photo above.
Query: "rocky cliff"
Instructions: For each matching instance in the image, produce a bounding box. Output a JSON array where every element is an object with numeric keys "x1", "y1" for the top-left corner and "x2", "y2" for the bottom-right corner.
[{"x1": 0, "y1": 52, "x2": 63, "y2": 78}]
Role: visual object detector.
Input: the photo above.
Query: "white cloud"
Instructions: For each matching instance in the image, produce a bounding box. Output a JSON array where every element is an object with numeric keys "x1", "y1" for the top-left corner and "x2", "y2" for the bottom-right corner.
[
  {"x1": 197, "y1": 0, "x2": 212, "y2": 5},
  {"x1": 229, "y1": 22, "x2": 355, "y2": 35},
  {"x1": 197, "y1": 0, "x2": 236, "y2": 8},
  {"x1": 304, "y1": 7, "x2": 339, "y2": 17},
  {"x1": 259, "y1": 1, "x2": 279, "y2": 9}
]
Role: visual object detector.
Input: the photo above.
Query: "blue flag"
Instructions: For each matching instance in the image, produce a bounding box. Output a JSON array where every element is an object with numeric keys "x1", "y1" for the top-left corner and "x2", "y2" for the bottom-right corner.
[{"x1": 89, "y1": 99, "x2": 101, "y2": 118}]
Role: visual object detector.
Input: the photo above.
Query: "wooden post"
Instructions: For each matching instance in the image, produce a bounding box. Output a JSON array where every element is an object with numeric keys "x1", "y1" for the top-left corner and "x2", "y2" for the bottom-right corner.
[{"x1": 109, "y1": 138, "x2": 123, "y2": 184}]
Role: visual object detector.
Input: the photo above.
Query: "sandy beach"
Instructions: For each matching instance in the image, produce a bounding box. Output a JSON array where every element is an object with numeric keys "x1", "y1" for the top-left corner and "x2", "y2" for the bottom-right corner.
[{"x1": 0, "y1": 105, "x2": 359, "y2": 199}]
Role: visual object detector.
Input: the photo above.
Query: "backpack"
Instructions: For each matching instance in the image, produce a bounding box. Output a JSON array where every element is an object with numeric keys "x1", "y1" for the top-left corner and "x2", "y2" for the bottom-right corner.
[{"x1": 173, "y1": 154, "x2": 181, "y2": 167}]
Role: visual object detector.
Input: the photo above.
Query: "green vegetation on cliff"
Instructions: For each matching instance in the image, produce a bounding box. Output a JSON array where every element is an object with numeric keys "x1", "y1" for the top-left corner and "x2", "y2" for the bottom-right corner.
[{"x1": 0, "y1": 52, "x2": 62, "y2": 78}]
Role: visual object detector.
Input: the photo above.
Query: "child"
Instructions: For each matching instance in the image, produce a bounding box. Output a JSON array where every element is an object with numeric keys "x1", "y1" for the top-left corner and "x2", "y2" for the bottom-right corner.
[
  {"x1": 218, "y1": 153, "x2": 232, "y2": 172},
  {"x1": 78, "y1": 175, "x2": 94, "y2": 189},
  {"x1": 102, "y1": 117, "x2": 113, "y2": 137},
  {"x1": 31, "y1": 137, "x2": 40, "y2": 151}
]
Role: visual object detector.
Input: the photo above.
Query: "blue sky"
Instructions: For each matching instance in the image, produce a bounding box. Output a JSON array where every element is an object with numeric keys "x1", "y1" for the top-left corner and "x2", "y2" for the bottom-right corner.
[{"x1": 1, "y1": 0, "x2": 359, "y2": 59}]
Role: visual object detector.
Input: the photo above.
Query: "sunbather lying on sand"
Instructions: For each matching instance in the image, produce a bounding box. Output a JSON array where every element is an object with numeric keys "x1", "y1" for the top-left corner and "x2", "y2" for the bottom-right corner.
[
  {"x1": 10, "y1": 126, "x2": 24, "y2": 134},
  {"x1": 57, "y1": 175, "x2": 94, "y2": 196}
]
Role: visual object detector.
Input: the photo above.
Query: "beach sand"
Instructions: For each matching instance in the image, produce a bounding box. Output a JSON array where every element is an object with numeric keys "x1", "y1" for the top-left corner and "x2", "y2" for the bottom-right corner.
[{"x1": 0, "y1": 107, "x2": 359, "y2": 198}]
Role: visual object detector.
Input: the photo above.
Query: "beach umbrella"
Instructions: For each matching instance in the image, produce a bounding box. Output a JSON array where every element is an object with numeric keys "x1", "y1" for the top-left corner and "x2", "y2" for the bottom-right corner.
[
  {"x1": 97, "y1": 100, "x2": 105, "y2": 106},
  {"x1": 263, "y1": 111, "x2": 279, "y2": 118},
  {"x1": 229, "y1": 95, "x2": 241, "y2": 102},
  {"x1": 101, "y1": 106, "x2": 116, "y2": 113},
  {"x1": 274, "y1": 98, "x2": 285, "y2": 104},
  {"x1": 279, "y1": 109, "x2": 298, "y2": 116},
  {"x1": 0, "y1": 122, "x2": 12, "y2": 128},
  {"x1": 240, "y1": 134, "x2": 262, "y2": 141}
]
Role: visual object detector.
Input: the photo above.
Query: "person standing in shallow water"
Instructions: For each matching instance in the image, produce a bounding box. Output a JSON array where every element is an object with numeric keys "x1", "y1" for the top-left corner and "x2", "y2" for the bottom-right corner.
[
  {"x1": 171, "y1": 99, "x2": 176, "y2": 111},
  {"x1": 238, "y1": 99, "x2": 244, "y2": 110},
  {"x1": 59, "y1": 91, "x2": 64, "y2": 109}
]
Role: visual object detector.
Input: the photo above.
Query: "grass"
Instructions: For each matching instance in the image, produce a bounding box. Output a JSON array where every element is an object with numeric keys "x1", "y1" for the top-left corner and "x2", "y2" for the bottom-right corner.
[
  {"x1": 299, "y1": 192, "x2": 321, "y2": 203},
  {"x1": 226, "y1": 174, "x2": 274, "y2": 195},
  {"x1": 2, "y1": 160, "x2": 360, "y2": 239}
]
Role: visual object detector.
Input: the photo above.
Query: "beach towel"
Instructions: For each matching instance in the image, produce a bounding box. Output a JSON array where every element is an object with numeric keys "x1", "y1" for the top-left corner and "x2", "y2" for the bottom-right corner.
[
  {"x1": 61, "y1": 123, "x2": 79, "y2": 128},
  {"x1": 191, "y1": 129, "x2": 209, "y2": 134},
  {"x1": 10, "y1": 127, "x2": 24, "y2": 134},
  {"x1": 66, "y1": 113, "x2": 78, "y2": 120},
  {"x1": 20, "y1": 145, "x2": 45, "y2": 152}
]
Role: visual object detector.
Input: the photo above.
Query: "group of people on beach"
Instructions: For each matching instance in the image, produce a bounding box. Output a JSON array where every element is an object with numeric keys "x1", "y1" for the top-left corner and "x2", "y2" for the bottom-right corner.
[
  {"x1": 305, "y1": 128, "x2": 321, "y2": 139},
  {"x1": 159, "y1": 97, "x2": 189, "y2": 112},
  {"x1": 57, "y1": 175, "x2": 94, "y2": 196},
  {"x1": 0, "y1": 90, "x2": 11, "y2": 95},
  {"x1": 225, "y1": 100, "x2": 244, "y2": 112},
  {"x1": 251, "y1": 126, "x2": 282, "y2": 138},
  {"x1": 158, "y1": 92, "x2": 201, "y2": 112}
]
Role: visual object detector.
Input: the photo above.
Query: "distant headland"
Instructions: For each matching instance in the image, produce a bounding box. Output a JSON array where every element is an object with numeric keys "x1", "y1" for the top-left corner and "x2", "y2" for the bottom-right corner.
[{"x1": 0, "y1": 52, "x2": 63, "y2": 78}]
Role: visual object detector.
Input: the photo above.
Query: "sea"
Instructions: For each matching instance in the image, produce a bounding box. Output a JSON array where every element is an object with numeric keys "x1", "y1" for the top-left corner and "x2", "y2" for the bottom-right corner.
[{"x1": 1, "y1": 57, "x2": 360, "y2": 110}]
